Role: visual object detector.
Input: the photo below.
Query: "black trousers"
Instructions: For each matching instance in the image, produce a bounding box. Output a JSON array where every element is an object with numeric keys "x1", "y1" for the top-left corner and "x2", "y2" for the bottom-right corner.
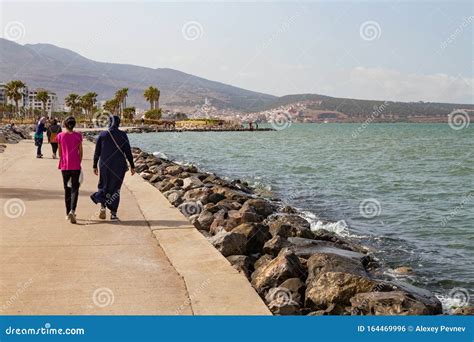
[
  {"x1": 35, "y1": 138, "x2": 43, "y2": 156},
  {"x1": 51, "y1": 143, "x2": 58, "y2": 155},
  {"x1": 61, "y1": 170, "x2": 80, "y2": 214}
]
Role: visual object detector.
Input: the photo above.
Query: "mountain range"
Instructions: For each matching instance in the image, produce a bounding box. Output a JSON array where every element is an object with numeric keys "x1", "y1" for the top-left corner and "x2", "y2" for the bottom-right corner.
[{"x1": 1, "y1": 38, "x2": 472, "y2": 118}]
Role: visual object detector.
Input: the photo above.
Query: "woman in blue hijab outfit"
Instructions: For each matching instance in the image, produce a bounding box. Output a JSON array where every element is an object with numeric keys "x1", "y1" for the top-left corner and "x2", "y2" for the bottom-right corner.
[{"x1": 90, "y1": 115, "x2": 135, "y2": 220}]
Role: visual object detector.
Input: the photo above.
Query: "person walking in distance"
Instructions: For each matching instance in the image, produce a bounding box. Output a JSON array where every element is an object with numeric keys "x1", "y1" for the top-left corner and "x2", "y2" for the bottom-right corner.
[
  {"x1": 57, "y1": 117, "x2": 83, "y2": 224},
  {"x1": 34, "y1": 117, "x2": 47, "y2": 158},
  {"x1": 90, "y1": 115, "x2": 135, "y2": 221},
  {"x1": 47, "y1": 118, "x2": 62, "y2": 159}
]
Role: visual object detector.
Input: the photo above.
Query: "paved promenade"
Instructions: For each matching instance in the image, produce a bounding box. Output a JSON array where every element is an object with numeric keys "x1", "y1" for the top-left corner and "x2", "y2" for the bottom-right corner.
[{"x1": 0, "y1": 140, "x2": 269, "y2": 315}]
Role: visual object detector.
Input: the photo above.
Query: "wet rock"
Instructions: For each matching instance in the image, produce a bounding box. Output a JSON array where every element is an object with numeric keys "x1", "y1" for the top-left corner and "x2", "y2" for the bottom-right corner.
[
  {"x1": 232, "y1": 223, "x2": 271, "y2": 254},
  {"x1": 266, "y1": 214, "x2": 313, "y2": 239},
  {"x1": 279, "y1": 205, "x2": 298, "y2": 214},
  {"x1": 389, "y1": 280, "x2": 442, "y2": 314},
  {"x1": 263, "y1": 235, "x2": 291, "y2": 256},
  {"x1": 182, "y1": 176, "x2": 204, "y2": 190},
  {"x1": 288, "y1": 237, "x2": 371, "y2": 263},
  {"x1": 312, "y1": 229, "x2": 368, "y2": 254},
  {"x1": 209, "y1": 231, "x2": 246, "y2": 257},
  {"x1": 251, "y1": 249, "x2": 305, "y2": 294},
  {"x1": 215, "y1": 199, "x2": 241, "y2": 210},
  {"x1": 350, "y1": 291, "x2": 432, "y2": 315},
  {"x1": 393, "y1": 266, "x2": 414, "y2": 275},
  {"x1": 226, "y1": 255, "x2": 252, "y2": 278}
]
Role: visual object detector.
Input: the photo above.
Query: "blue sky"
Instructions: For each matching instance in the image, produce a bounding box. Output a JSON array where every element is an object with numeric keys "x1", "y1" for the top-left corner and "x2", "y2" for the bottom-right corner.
[{"x1": 1, "y1": 0, "x2": 473, "y2": 103}]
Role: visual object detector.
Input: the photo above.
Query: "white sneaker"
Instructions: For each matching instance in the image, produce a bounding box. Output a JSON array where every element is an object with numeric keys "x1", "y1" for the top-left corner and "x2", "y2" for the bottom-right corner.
[{"x1": 68, "y1": 211, "x2": 77, "y2": 224}]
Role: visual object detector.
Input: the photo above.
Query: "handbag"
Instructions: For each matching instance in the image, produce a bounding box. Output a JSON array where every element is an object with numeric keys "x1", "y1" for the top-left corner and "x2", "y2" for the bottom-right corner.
[{"x1": 67, "y1": 170, "x2": 84, "y2": 188}]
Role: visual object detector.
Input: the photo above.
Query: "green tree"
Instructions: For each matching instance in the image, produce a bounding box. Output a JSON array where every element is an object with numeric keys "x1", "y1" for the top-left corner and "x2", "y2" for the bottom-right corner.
[
  {"x1": 80, "y1": 92, "x2": 98, "y2": 119},
  {"x1": 144, "y1": 86, "x2": 160, "y2": 110},
  {"x1": 103, "y1": 98, "x2": 119, "y2": 115},
  {"x1": 65, "y1": 93, "x2": 81, "y2": 115},
  {"x1": 5, "y1": 80, "x2": 26, "y2": 117},
  {"x1": 123, "y1": 106, "x2": 136, "y2": 120},
  {"x1": 114, "y1": 88, "x2": 128, "y2": 118}
]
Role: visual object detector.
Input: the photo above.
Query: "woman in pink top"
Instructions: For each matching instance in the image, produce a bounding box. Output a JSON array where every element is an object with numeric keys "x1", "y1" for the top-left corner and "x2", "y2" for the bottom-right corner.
[{"x1": 57, "y1": 116, "x2": 83, "y2": 224}]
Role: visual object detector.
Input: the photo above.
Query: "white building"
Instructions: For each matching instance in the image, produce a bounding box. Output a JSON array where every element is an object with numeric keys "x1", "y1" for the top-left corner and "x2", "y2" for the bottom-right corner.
[
  {"x1": 28, "y1": 89, "x2": 58, "y2": 116},
  {"x1": 0, "y1": 83, "x2": 29, "y2": 108}
]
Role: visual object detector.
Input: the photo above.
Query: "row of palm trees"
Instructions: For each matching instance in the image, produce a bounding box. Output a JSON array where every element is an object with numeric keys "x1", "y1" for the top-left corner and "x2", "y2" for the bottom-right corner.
[
  {"x1": 4, "y1": 80, "x2": 52, "y2": 117},
  {"x1": 3, "y1": 79, "x2": 161, "y2": 120}
]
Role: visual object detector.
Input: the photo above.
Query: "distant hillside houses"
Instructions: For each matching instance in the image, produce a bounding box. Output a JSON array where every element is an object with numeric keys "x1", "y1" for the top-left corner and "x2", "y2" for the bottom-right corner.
[{"x1": 0, "y1": 82, "x2": 61, "y2": 116}]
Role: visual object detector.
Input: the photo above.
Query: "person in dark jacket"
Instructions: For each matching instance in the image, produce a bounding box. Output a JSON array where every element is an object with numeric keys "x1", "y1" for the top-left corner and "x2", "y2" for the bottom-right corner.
[
  {"x1": 34, "y1": 117, "x2": 47, "y2": 158},
  {"x1": 47, "y1": 118, "x2": 62, "y2": 159},
  {"x1": 90, "y1": 115, "x2": 135, "y2": 221}
]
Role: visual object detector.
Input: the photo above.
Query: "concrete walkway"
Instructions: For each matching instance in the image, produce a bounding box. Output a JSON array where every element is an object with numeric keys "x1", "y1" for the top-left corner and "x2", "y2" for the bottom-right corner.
[{"x1": 0, "y1": 140, "x2": 270, "y2": 315}]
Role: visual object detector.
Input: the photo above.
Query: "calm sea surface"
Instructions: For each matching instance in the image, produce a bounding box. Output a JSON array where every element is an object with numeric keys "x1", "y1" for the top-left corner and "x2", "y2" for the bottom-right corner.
[{"x1": 129, "y1": 123, "x2": 473, "y2": 307}]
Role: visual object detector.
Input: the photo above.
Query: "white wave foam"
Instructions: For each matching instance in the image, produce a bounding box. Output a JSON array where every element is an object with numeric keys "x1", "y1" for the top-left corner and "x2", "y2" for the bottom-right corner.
[
  {"x1": 436, "y1": 294, "x2": 468, "y2": 314},
  {"x1": 301, "y1": 211, "x2": 349, "y2": 236},
  {"x1": 152, "y1": 151, "x2": 168, "y2": 160}
]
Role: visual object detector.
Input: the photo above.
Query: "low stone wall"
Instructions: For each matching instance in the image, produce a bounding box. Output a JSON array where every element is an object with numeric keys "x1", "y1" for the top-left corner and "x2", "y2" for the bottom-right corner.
[
  {"x1": 0, "y1": 125, "x2": 32, "y2": 153},
  {"x1": 82, "y1": 130, "x2": 447, "y2": 316}
]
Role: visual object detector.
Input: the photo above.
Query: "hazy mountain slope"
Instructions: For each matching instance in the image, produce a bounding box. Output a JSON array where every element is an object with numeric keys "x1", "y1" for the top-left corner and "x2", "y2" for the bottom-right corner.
[{"x1": 0, "y1": 38, "x2": 276, "y2": 110}]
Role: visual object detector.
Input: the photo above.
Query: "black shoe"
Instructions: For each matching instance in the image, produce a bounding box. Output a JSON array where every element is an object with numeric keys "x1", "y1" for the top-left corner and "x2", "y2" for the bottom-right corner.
[{"x1": 110, "y1": 213, "x2": 119, "y2": 221}]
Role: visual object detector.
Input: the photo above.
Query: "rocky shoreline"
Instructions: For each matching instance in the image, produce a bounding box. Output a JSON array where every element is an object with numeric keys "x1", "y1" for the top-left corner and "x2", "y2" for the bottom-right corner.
[
  {"x1": 79, "y1": 129, "x2": 456, "y2": 316},
  {"x1": 5, "y1": 125, "x2": 469, "y2": 315},
  {"x1": 0, "y1": 125, "x2": 31, "y2": 153}
]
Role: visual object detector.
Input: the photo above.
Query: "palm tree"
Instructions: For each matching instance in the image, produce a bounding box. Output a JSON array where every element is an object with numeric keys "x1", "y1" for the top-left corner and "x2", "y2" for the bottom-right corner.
[
  {"x1": 144, "y1": 86, "x2": 160, "y2": 110},
  {"x1": 103, "y1": 98, "x2": 119, "y2": 115},
  {"x1": 114, "y1": 88, "x2": 128, "y2": 118},
  {"x1": 65, "y1": 93, "x2": 81, "y2": 115},
  {"x1": 36, "y1": 90, "x2": 49, "y2": 117},
  {"x1": 80, "y1": 92, "x2": 98, "y2": 119},
  {"x1": 5, "y1": 80, "x2": 26, "y2": 117}
]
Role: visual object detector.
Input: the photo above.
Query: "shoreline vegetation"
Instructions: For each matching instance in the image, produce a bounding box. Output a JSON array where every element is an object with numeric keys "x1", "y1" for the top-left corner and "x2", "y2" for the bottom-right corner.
[{"x1": 2, "y1": 124, "x2": 472, "y2": 316}]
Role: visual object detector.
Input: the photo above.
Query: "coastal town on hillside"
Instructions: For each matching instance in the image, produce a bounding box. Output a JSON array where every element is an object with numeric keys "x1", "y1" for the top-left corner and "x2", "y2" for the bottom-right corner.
[{"x1": 1, "y1": 80, "x2": 473, "y2": 126}]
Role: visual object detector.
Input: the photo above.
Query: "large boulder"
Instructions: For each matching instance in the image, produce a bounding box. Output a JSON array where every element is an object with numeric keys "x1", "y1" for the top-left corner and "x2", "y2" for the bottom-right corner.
[
  {"x1": 263, "y1": 235, "x2": 291, "y2": 256},
  {"x1": 241, "y1": 198, "x2": 275, "y2": 218},
  {"x1": 183, "y1": 187, "x2": 212, "y2": 203},
  {"x1": 306, "y1": 252, "x2": 368, "y2": 282},
  {"x1": 254, "y1": 254, "x2": 274, "y2": 271},
  {"x1": 350, "y1": 291, "x2": 433, "y2": 315},
  {"x1": 305, "y1": 271, "x2": 380, "y2": 312},
  {"x1": 279, "y1": 277, "x2": 306, "y2": 304},
  {"x1": 209, "y1": 231, "x2": 246, "y2": 257},
  {"x1": 196, "y1": 210, "x2": 215, "y2": 231},
  {"x1": 232, "y1": 223, "x2": 271, "y2": 254},
  {"x1": 312, "y1": 229, "x2": 368, "y2": 254},
  {"x1": 178, "y1": 201, "x2": 203, "y2": 217},
  {"x1": 164, "y1": 164, "x2": 184, "y2": 176},
  {"x1": 388, "y1": 280, "x2": 442, "y2": 314},
  {"x1": 290, "y1": 238, "x2": 371, "y2": 263},
  {"x1": 251, "y1": 249, "x2": 305, "y2": 294},
  {"x1": 182, "y1": 176, "x2": 204, "y2": 190},
  {"x1": 266, "y1": 214, "x2": 313, "y2": 239}
]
